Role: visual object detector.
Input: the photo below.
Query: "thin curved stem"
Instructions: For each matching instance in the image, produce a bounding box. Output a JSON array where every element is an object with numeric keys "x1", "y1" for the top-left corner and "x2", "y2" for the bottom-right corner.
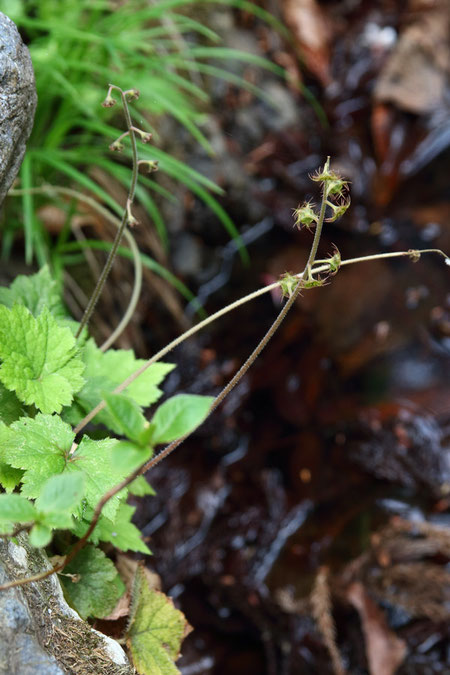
[
  {"x1": 2, "y1": 243, "x2": 447, "y2": 592},
  {"x1": 8, "y1": 184, "x2": 143, "y2": 350},
  {"x1": 73, "y1": 246, "x2": 447, "y2": 435},
  {"x1": 75, "y1": 85, "x2": 139, "y2": 339}
]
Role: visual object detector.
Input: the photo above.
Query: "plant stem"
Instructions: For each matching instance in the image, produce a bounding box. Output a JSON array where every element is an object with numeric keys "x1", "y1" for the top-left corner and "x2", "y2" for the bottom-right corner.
[
  {"x1": 303, "y1": 160, "x2": 329, "y2": 280},
  {"x1": 2, "y1": 244, "x2": 447, "y2": 591},
  {"x1": 72, "y1": 246, "x2": 447, "y2": 435},
  {"x1": 74, "y1": 85, "x2": 139, "y2": 339},
  {"x1": 9, "y1": 185, "x2": 143, "y2": 350}
]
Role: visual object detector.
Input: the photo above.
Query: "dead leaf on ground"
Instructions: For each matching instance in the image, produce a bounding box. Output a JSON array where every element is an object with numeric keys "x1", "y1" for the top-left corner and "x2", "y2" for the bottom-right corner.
[
  {"x1": 374, "y1": 1, "x2": 450, "y2": 114},
  {"x1": 281, "y1": 0, "x2": 333, "y2": 87},
  {"x1": 115, "y1": 554, "x2": 161, "y2": 591},
  {"x1": 347, "y1": 582, "x2": 407, "y2": 675}
]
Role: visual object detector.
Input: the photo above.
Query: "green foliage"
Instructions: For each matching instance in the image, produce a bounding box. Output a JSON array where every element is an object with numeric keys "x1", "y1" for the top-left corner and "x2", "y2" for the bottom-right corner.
[
  {"x1": 126, "y1": 566, "x2": 191, "y2": 675},
  {"x1": 0, "y1": 305, "x2": 85, "y2": 413},
  {"x1": 72, "y1": 503, "x2": 151, "y2": 555},
  {"x1": 64, "y1": 338, "x2": 174, "y2": 433},
  {"x1": 0, "y1": 266, "x2": 66, "y2": 318},
  {"x1": 61, "y1": 545, "x2": 125, "y2": 620},
  {"x1": 0, "y1": 0, "x2": 286, "y2": 266},
  {"x1": 149, "y1": 394, "x2": 214, "y2": 445},
  {"x1": 0, "y1": 265, "x2": 212, "y2": 645}
]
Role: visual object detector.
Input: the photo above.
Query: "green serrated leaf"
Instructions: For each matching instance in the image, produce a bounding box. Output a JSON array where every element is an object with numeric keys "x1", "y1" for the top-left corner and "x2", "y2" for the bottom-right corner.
[
  {"x1": 68, "y1": 436, "x2": 128, "y2": 520},
  {"x1": 0, "y1": 266, "x2": 67, "y2": 319},
  {"x1": 149, "y1": 394, "x2": 213, "y2": 445},
  {"x1": 127, "y1": 566, "x2": 191, "y2": 675},
  {"x1": 0, "y1": 382, "x2": 26, "y2": 424},
  {"x1": 129, "y1": 476, "x2": 155, "y2": 497},
  {"x1": 104, "y1": 392, "x2": 147, "y2": 442},
  {"x1": 65, "y1": 339, "x2": 174, "y2": 432},
  {"x1": 72, "y1": 503, "x2": 151, "y2": 554},
  {"x1": 1, "y1": 415, "x2": 125, "y2": 520},
  {"x1": 0, "y1": 493, "x2": 36, "y2": 522},
  {"x1": 61, "y1": 545, "x2": 125, "y2": 619},
  {"x1": 29, "y1": 522, "x2": 52, "y2": 547},
  {"x1": 36, "y1": 472, "x2": 84, "y2": 513},
  {"x1": 0, "y1": 462, "x2": 23, "y2": 492},
  {"x1": 0, "y1": 305, "x2": 85, "y2": 413},
  {"x1": 0, "y1": 422, "x2": 23, "y2": 491},
  {"x1": 2, "y1": 414, "x2": 74, "y2": 497}
]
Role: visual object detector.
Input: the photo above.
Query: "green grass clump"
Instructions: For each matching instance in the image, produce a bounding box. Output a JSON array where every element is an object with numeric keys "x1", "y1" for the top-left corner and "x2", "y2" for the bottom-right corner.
[{"x1": 1, "y1": 0, "x2": 286, "y2": 269}]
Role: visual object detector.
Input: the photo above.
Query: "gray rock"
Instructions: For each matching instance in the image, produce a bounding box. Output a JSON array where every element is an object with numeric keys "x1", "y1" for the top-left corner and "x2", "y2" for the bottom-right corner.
[
  {"x1": 0, "y1": 12, "x2": 37, "y2": 205},
  {"x1": 0, "y1": 534, "x2": 132, "y2": 675}
]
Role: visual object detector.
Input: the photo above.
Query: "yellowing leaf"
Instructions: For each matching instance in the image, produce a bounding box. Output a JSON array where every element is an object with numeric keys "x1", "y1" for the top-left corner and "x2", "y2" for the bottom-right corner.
[{"x1": 127, "y1": 566, "x2": 192, "y2": 675}]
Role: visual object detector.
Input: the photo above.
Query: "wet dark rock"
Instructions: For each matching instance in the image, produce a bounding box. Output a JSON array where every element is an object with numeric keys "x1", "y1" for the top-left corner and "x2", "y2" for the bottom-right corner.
[
  {"x1": 351, "y1": 411, "x2": 450, "y2": 497},
  {"x1": 0, "y1": 12, "x2": 37, "y2": 205}
]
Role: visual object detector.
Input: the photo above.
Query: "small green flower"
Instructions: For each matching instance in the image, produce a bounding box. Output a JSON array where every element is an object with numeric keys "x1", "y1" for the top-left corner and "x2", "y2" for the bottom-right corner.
[
  {"x1": 327, "y1": 245, "x2": 341, "y2": 274},
  {"x1": 301, "y1": 277, "x2": 327, "y2": 289},
  {"x1": 279, "y1": 272, "x2": 299, "y2": 299},
  {"x1": 325, "y1": 197, "x2": 351, "y2": 222},
  {"x1": 310, "y1": 157, "x2": 348, "y2": 198},
  {"x1": 293, "y1": 201, "x2": 318, "y2": 230}
]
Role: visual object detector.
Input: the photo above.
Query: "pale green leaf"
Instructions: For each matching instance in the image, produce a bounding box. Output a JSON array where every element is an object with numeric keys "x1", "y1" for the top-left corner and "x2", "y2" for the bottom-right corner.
[
  {"x1": 0, "y1": 493, "x2": 36, "y2": 522},
  {"x1": 2, "y1": 414, "x2": 75, "y2": 497},
  {"x1": 68, "y1": 436, "x2": 127, "y2": 521},
  {"x1": 61, "y1": 545, "x2": 125, "y2": 619},
  {"x1": 35, "y1": 472, "x2": 85, "y2": 513},
  {"x1": 111, "y1": 441, "x2": 152, "y2": 472},
  {"x1": 104, "y1": 392, "x2": 147, "y2": 442},
  {"x1": 129, "y1": 476, "x2": 155, "y2": 497},
  {"x1": 72, "y1": 503, "x2": 151, "y2": 554},
  {"x1": 0, "y1": 266, "x2": 67, "y2": 319},
  {"x1": 127, "y1": 566, "x2": 191, "y2": 675},
  {"x1": 29, "y1": 522, "x2": 52, "y2": 547},
  {"x1": 149, "y1": 394, "x2": 213, "y2": 445},
  {"x1": 2, "y1": 415, "x2": 125, "y2": 520},
  {"x1": 38, "y1": 510, "x2": 74, "y2": 530},
  {"x1": 0, "y1": 305, "x2": 85, "y2": 413}
]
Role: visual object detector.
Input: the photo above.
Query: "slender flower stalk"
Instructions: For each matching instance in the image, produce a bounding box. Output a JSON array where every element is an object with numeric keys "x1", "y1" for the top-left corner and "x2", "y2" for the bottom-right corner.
[{"x1": 75, "y1": 85, "x2": 141, "y2": 339}]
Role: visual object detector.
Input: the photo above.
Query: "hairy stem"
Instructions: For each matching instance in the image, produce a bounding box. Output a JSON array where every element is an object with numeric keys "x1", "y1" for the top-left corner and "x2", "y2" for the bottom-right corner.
[
  {"x1": 1, "y1": 243, "x2": 447, "y2": 592},
  {"x1": 75, "y1": 85, "x2": 139, "y2": 339},
  {"x1": 72, "y1": 247, "x2": 447, "y2": 435}
]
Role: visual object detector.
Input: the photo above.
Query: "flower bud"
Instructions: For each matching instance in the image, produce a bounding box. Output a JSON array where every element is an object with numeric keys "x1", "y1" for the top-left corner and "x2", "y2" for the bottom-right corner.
[
  {"x1": 101, "y1": 94, "x2": 116, "y2": 108},
  {"x1": 109, "y1": 140, "x2": 124, "y2": 152},
  {"x1": 124, "y1": 89, "x2": 140, "y2": 101},
  {"x1": 279, "y1": 272, "x2": 298, "y2": 298},
  {"x1": 293, "y1": 201, "x2": 318, "y2": 230}
]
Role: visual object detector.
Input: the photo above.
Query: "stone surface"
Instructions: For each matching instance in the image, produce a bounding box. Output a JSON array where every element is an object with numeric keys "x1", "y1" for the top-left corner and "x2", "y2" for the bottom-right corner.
[
  {"x1": 0, "y1": 12, "x2": 37, "y2": 205},
  {"x1": 0, "y1": 535, "x2": 132, "y2": 675}
]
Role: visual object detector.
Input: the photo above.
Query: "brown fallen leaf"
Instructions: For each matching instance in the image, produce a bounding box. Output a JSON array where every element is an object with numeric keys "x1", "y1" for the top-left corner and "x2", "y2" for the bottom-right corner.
[
  {"x1": 374, "y1": 1, "x2": 450, "y2": 114},
  {"x1": 347, "y1": 582, "x2": 407, "y2": 675},
  {"x1": 281, "y1": 0, "x2": 333, "y2": 86}
]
